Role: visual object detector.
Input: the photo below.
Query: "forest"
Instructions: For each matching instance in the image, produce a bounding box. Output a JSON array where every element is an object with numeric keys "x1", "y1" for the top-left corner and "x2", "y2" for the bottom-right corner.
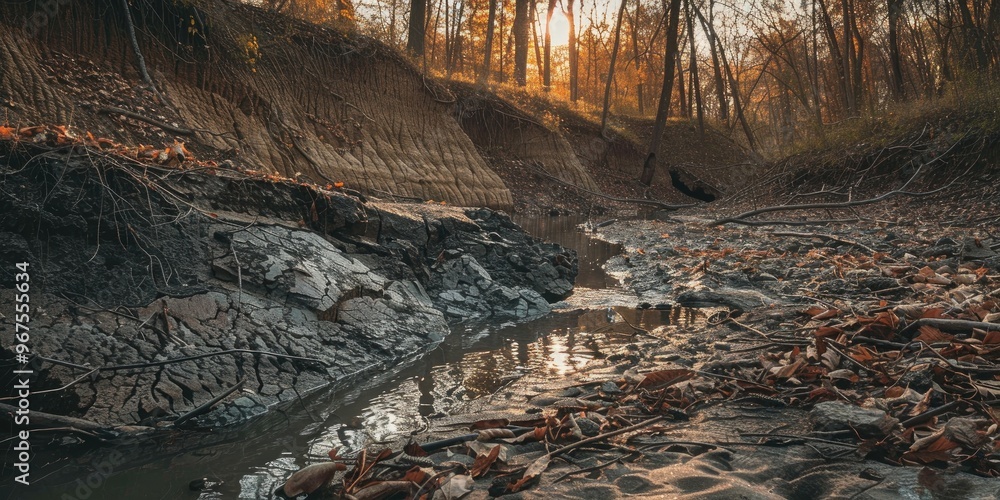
[{"x1": 267, "y1": 0, "x2": 1000, "y2": 154}]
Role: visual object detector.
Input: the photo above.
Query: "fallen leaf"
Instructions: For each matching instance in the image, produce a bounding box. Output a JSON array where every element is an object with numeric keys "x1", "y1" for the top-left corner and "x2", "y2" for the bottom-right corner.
[
  {"x1": 402, "y1": 466, "x2": 430, "y2": 484},
  {"x1": 470, "y1": 445, "x2": 501, "y2": 478},
  {"x1": 352, "y1": 480, "x2": 416, "y2": 500},
  {"x1": 404, "y1": 442, "x2": 429, "y2": 457},
  {"x1": 914, "y1": 325, "x2": 953, "y2": 343},
  {"x1": 811, "y1": 308, "x2": 841, "y2": 320},
  {"x1": 469, "y1": 418, "x2": 510, "y2": 431},
  {"x1": 638, "y1": 369, "x2": 694, "y2": 390},
  {"x1": 434, "y1": 474, "x2": 473, "y2": 499},
  {"x1": 508, "y1": 455, "x2": 551, "y2": 492}
]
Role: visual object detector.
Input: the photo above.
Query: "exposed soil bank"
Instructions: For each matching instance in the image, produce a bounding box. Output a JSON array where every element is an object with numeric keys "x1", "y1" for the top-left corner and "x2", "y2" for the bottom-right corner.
[{"x1": 0, "y1": 1, "x2": 751, "y2": 216}]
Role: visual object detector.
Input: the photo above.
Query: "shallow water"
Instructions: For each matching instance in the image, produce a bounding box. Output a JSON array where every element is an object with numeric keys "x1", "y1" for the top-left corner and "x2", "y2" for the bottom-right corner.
[{"x1": 19, "y1": 216, "x2": 696, "y2": 499}]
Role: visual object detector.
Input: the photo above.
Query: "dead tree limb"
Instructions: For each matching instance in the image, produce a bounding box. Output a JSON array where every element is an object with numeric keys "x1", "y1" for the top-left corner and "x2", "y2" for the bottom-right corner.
[
  {"x1": 709, "y1": 163, "x2": 956, "y2": 226},
  {"x1": 98, "y1": 106, "x2": 193, "y2": 135},
  {"x1": 119, "y1": 0, "x2": 165, "y2": 103},
  {"x1": 899, "y1": 318, "x2": 1000, "y2": 338},
  {"x1": 172, "y1": 377, "x2": 246, "y2": 428},
  {"x1": 771, "y1": 231, "x2": 875, "y2": 254},
  {"x1": 0, "y1": 402, "x2": 110, "y2": 433},
  {"x1": 528, "y1": 163, "x2": 697, "y2": 210}
]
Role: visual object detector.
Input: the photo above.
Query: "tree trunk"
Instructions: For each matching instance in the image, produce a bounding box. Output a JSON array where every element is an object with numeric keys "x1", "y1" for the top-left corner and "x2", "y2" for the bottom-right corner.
[
  {"x1": 543, "y1": 0, "x2": 558, "y2": 90},
  {"x1": 816, "y1": 0, "x2": 849, "y2": 115},
  {"x1": 957, "y1": 0, "x2": 988, "y2": 69},
  {"x1": 567, "y1": 0, "x2": 579, "y2": 101},
  {"x1": 628, "y1": 7, "x2": 644, "y2": 114},
  {"x1": 675, "y1": 50, "x2": 687, "y2": 117},
  {"x1": 888, "y1": 0, "x2": 905, "y2": 99},
  {"x1": 686, "y1": 0, "x2": 704, "y2": 134},
  {"x1": 692, "y1": 1, "x2": 756, "y2": 150},
  {"x1": 705, "y1": 1, "x2": 728, "y2": 122},
  {"x1": 841, "y1": 0, "x2": 857, "y2": 114},
  {"x1": 601, "y1": 0, "x2": 629, "y2": 133},
  {"x1": 514, "y1": 0, "x2": 529, "y2": 85},
  {"x1": 532, "y1": 1, "x2": 544, "y2": 80},
  {"x1": 640, "y1": 0, "x2": 683, "y2": 187},
  {"x1": 479, "y1": 0, "x2": 498, "y2": 83},
  {"x1": 407, "y1": 0, "x2": 427, "y2": 55}
]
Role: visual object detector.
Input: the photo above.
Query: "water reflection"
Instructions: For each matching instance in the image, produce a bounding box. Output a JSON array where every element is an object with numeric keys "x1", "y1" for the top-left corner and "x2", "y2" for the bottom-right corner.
[
  {"x1": 513, "y1": 215, "x2": 622, "y2": 289},
  {"x1": 313, "y1": 306, "x2": 705, "y2": 461}
]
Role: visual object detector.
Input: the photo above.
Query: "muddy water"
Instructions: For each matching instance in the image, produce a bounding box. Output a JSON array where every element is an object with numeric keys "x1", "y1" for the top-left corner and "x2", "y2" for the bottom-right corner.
[
  {"x1": 24, "y1": 217, "x2": 695, "y2": 499},
  {"x1": 513, "y1": 216, "x2": 622, "y2": 289}
]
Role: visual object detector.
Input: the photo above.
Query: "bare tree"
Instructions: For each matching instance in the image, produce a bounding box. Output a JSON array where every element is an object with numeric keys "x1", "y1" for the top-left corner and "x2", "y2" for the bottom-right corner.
[
  {"x1": 640, "y1": 0, "x2": 682, "y2": 187},
  {"x1": 543, "y1": 0, "x2": 559, "y2": 90},
  {"x1": 566, "y1": 0, "x2": 580, "y2": 101},
  {"x1": 601, "y1": 0, "x2": 629, "y2": 133},
  {"x1": 407, "y1": 0, "x2": 427, "y2": 55},
  {"x1": 480, "y1": 0, "x2": 499, "y2": 83},
  {"x1": 514, "y1": 0, "x2": 529, "y2": 85}
]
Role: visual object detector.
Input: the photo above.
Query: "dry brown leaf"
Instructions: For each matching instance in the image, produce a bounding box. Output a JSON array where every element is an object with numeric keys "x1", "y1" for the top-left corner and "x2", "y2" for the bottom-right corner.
[
  {"x1": 508, "y1": 455, "x2": 551, "y2": 492},
  {"x1": 638, "y1": 369, "x2": 695, "y2": 389},
  {"x1": 814, "y1": 326, "x2": 844, "y2": 339},
  {"x1": 804, "y1": 306, "x2": 827, "y2": 317},
  {"x1": 404, "y1": 442, "x2": 429, "y2": 457},
  {"x1": 436, "y1": 474, "x2": 473, "y2": 499},
  {"x1": 773, "y1": 359, "x2": 805, "y2": 380},
  {"x1": 908, "y1": 389, "x2": 934, "y2": 417},
  {"x1": 352, "y1": 480, "x2": 416, "y2": 500},
  {"x1": 811, "y1": 308, "x2": 841, "y2": 321},
  {"x1": 470, "y1": 445, "x2": 502, "y2": 478},
  {"x1": 914, "y1": 325, "x2": 953, "y2": 343},
  {"x1": 983, "y1": 331, "x2": 1000, "y2": 345},
  {"x1": 402, "y1": 466, "x2": 430, "y2": 484},
  {"x1": 470, "y1": 418, "x2": 510, "y2": 431}
]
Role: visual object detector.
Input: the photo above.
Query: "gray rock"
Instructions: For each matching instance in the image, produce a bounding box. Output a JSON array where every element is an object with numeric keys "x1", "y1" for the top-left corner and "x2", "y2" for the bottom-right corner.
[
  {"x1": 962, "y1": 238, "x2": 998, "y2": 259},
  {"x1": 811, "y1": 401, "x2": 898, "y2": 436}
]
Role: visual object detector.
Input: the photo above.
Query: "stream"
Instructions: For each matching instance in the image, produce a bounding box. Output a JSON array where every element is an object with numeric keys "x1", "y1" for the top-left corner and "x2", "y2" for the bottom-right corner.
[{"x1": 22, "y1": 216, "x2": 701, "y2": 499}]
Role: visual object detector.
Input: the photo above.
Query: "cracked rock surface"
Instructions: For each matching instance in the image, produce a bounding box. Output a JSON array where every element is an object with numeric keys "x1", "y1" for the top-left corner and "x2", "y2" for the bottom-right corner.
[{"x1": 0, "y1": 147, "x2": 576, "y2": 430}]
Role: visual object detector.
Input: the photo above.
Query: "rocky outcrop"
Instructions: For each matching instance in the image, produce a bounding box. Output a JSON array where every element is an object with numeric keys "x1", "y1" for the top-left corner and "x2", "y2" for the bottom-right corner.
[{"x1": 0, "y1": 143, "x2": 576, "y2": 429}]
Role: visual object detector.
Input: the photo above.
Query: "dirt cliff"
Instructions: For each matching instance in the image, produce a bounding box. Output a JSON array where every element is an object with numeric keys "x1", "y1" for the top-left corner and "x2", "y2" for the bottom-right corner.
[{"x1": 0, "y1": 0, "x2": 751, "y2": 215}]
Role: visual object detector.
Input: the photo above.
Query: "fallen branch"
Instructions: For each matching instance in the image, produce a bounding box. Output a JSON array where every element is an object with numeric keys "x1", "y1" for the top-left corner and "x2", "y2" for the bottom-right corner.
[
  {"x1": 710, "y1": 156, "x2": 966, "y2": 226},
  {"x1": 771, "y1": 231, "x2": 876, "y2": 254},
  {"x1": 547, "y1": 415, "x2": 666, "y2": 459},
  {"x1": 528, "y1": 163, "x2": 697, "y2": 210},
  {"x1": 720, "y1": 218, "x2": 860, "y2": 227},
  {"x1": 98, "y1": 106, "x2": 193, "y2": 136},
  {"x1": 553, "y1": 454, "x2": 630, "y2": 483},
  {"x1": 0, "y1": 402, "x2": 110, "y2": 433},
  {"x1": 172, "y1": 377, "x2": 246, "y2": 427},
  {"x1": 119, "y1": 0, "x2": 165, "y2": 103},
  {"x1": 899, "y1": 318, "x2": 1000, "y2": 338},
  {"x1": 900, "y1": 400, "x2": 964, "y2": 428}
]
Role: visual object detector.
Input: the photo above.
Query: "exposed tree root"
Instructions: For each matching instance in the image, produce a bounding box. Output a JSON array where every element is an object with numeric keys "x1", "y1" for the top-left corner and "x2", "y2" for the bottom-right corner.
[
  {"x1": 710, "y1": 161, "x2": 965, "y2": 226},
  {"x1": 97, "y1": 106, "x2": 193, "y2": 135},
  {"x1": 119, "y1": 0, "x2": 166, "y2": 104}
]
